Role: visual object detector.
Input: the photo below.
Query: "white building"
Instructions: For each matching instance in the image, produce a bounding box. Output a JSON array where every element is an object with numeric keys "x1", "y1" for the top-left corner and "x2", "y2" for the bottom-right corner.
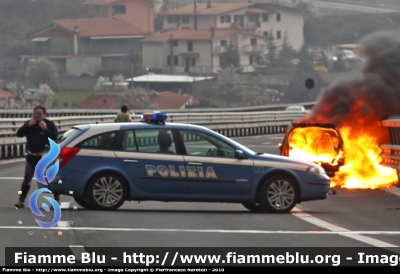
[{"x1": 142, "y1": 1, "x2": 305, "y2": 74}]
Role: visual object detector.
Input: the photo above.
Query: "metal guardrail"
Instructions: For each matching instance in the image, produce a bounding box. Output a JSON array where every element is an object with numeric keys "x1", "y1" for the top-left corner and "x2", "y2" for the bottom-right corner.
[
  {"x1": 380, "y1": 118, "x2": 400, "y2": 186},
  {"x1": 0, "y1": 101, "x2": 317, "y2": 118},
  {"x1": 0, "y1": 111, "x2": 308, "y2": 160}
]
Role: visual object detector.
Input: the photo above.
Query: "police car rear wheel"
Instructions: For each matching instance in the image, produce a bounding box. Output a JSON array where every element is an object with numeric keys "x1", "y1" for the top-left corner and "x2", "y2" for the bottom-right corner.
[
  {"x1": 260, "y1": 176, "x2": 298, "y2": 213},
  {"x1": 242, "y1": 202, "x2": 266, "y2": 213},
  {"x1": 87, "y1": 173, "x2": 127, "y2": 210}
]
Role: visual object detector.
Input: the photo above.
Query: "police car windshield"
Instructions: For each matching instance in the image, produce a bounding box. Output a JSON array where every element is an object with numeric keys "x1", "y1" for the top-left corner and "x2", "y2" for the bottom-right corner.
[{"x1": 211, "y1": 132, "x2": 256, "y2": 155}]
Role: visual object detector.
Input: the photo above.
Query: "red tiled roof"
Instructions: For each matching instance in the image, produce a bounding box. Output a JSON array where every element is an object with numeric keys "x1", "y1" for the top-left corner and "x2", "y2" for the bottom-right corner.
[
  {"x1": 0, "y1": 89, "x2": 13, "y2": 99},
  {"x1": 246, "y1": 8, "x2": 276, "y2": 14},
  {"x1": 74, "y1": 94, "x2": 120, "y2": 109},
  {"x1": 159, "y1": 2, "x2": 254, "y2": 15},
  {"x1": 53, "y1": 19, "x2": 148, "y2": 37},
  {"x1": 81, "y1": 0, "x2": 154, "y2": 5},
  {"x1": 81, "y1": 0, "x2": 120, "y2": 5},
  {"x1": 142, "y1": 28, "x2": 236, "y2": 42},
  {"x1": 150, "y1": 91, "x2": 193, "y2": 109},
  {"x1": 192, "y1": 98, "x2": 200, "y2": 105}
]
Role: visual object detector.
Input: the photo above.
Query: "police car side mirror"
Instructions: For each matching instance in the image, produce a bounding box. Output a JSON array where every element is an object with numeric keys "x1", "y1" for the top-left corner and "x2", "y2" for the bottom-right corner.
[{"x1": 235, "y1": 150, "x2": 247, "y2": 159}]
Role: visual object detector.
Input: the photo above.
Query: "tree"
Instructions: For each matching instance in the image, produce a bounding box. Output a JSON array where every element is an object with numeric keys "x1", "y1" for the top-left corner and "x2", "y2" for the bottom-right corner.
[
  {"x1": 285, "y1": 44, "x2": 328, "y2": 103},
  {"x1": 219, "y1": 43, "x2": 241, "y2": 69},
  {"x1": 32, "y1": 84, "x2": 54, "y2": 105},
  {"x1": 154, "y1": 15, "x2": 163, "y2": 32},
  {"x1": 215, "y1": 65, "x2": 243, "y2": 107},
  {"x1": 118, "y1": 87, "x2": 157, "y2": 109},
  {"x1": 128, "y1": 41, "x2": 144, "y2": 77},
  {"x1": 0, "y1": 0, "x2": 83, "y2": 61},
  {"x1": 7, "y1": 82, "x2": 25, "y2": 109},
  {"x1": 94, "y1": 75, "x2": 128, "y2": 91},
  {"x1": 277, "y1": 32, "x2": 297, "y2": 71},
  {"x1": 94, "y1": 76, "x2": 110, "y2": 91},
  {"x1": 265, "y1": 31, "x2": 279, "y2": 69},
  {"x1": 293, "y1": 0, "x2": 319, "y2": 19},
  {"x1": 25, "y1": 58, "x2": 59, "y2": 90}
]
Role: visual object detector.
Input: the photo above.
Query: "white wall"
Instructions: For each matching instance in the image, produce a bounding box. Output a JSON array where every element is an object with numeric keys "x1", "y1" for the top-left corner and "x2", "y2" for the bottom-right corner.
[
  {"x1": 143, "y1": 39, "x2": 214, "y2": 73},
  {"x1": 66, "y1": 56, "x2": 101, "y2": 76},
  {"x1": 196, "y1": 15, "x2": 218, "y2": 30},
  {"x1": 142, "y1": 43, "x2": 169, "y2": 69},
  {"x1": 257, "y1": 9, "x2": 304, "y2": 50}
]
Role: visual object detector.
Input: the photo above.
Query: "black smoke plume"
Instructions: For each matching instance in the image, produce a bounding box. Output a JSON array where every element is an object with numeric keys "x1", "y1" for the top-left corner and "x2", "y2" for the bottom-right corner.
[{"x1": 301, "y1": 31, "x2": 400, "y2": 142}]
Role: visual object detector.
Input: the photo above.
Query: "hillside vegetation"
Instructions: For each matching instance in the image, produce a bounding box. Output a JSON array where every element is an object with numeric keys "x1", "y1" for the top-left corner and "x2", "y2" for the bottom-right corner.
[{"x1": 0, "y1": 0, "x2": 83, "y2": 61}]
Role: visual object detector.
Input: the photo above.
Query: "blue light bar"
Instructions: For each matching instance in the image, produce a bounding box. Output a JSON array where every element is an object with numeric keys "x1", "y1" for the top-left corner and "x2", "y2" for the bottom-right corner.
[{"x1": 141, "y1": 112, "x2": 168, "y2": 121}]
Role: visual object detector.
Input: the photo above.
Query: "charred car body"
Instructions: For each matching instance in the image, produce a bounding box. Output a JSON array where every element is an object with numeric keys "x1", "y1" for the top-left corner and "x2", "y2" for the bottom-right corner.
[{"x1": 279, "y1": 123, "x2": 345, "y2": 177}]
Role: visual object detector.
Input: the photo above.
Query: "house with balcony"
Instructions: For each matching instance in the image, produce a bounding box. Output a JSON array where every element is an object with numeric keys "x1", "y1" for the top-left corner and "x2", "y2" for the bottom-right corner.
[
  {"x1": 142, "y1": 1, "x2": 305, "y2": 74},
  {"x1": 25, "y1": 0, "x2": 156, "y2": 76}
]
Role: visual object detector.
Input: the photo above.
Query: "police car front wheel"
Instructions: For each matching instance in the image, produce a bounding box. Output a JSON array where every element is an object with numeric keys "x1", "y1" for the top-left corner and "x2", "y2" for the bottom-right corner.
[
  {"x1": 87, "y1": 173, "x2": 128, "y2": 210},
  {"x1": 242, "y1": 202, "x2": 266, "y2": 213},
  {"x1": 259, "y1": 175, "x2": 298, "y2": 213},
  {"x1": 73, "y1": 196, "x2": 93, "y2": 210}
]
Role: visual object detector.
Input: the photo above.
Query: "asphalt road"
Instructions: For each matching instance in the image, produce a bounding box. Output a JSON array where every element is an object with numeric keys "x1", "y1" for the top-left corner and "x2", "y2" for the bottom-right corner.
[{"x1": 1, "y1": 134, "x2": 400, "y2": 266}]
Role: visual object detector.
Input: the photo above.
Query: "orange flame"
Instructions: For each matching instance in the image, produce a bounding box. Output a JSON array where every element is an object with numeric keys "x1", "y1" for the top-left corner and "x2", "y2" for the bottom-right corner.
[
  {"x1": 287, "y1": 126, "x2": 397, "y2": 189},
  {"x1": 331, "y1": 127, "x2": 397, "y2": 189}
]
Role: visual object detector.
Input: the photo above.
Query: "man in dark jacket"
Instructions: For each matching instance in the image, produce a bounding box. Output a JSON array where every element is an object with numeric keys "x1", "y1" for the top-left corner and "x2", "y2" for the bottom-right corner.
[{"x1": 14, "y1": 105, "x2": 59, "y2": 208}]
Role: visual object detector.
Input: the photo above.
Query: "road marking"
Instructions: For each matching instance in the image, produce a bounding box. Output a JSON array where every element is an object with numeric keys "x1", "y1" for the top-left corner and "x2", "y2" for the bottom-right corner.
[
  {"x1": 69, "y1": 245, "x2": 87, "y2": 261},
  {"x1": 0, "y1": 159, "x2": 25, "y2": 165},
  {"x1": 60, "y1": 202, "x2": 71, "y2": 209},
  {"x1": 262, "y1": 142, "x2": 272, "y2": 145},
  {"x1": 0, "y1": 177, "x2": 24, "y2": 180},
  {"x1": 0, "y1": 226, "x2": 399, "y2": 235},
  {"x1": 292, "y1": 207, "x2": 398, "y2": 248},
  {"x1": 385, "y1": 188, "x2": 400, "y2": 197},
  {"x1": 57, "y1": 221, "x2": 70, "y2": 227}
]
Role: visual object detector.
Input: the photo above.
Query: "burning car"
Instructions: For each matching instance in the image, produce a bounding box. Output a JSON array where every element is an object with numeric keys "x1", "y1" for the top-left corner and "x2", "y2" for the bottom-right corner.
[{"x1": 279, "y1": 123, "x2": 345, "y2": 178}]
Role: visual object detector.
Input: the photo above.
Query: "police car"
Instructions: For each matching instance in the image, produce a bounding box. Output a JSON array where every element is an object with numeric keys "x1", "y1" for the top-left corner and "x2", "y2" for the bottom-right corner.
[{"x1": 49, "y1": 113, "x2": 331, "y2": 213}]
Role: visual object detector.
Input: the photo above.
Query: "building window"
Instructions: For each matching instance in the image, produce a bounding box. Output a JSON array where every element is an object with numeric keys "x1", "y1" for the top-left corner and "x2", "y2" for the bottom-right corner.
[
  {"x1": 234, "y1": 15, "x2": 244, "y2": 27},
  {"x1": 277, "y1": 31, "x2": 281, "y2": 39},
  {"x1": 249, "y1": 55, "x2": 254, "y2": 65},
  {"x1": 187, "y1": 40, "x2": 193, "y2": 52},
  {"x1": 221, "y1": 15, "x2": 231, "y2": 24},
  {"x1": 263, "y1": 31, "x2": 268, "y2": 37},
  {"x1": 173, "y1": 41, "x2": 178, "y2": 47},
  {"x1": 174, "y1": 56, "x2": 179, "y2": 66},
  {"x1": 277, "y1": 13, "x2": 281, "y2": 22},
  {"x1": 192, "y1": 58, "x2": 196, "y2": 66},
  {"x1": 263, "y1": 14, "x2": 268, "y2": 22},
  {"x1": 167, "y1": 15, "x2": 179, "y2": 23},
  {"x1": 220, "y1": 40, "x2": 227, "y2": 46},
  {"x1": 167, "y1": 56, "x2": 172, "y2": 66},
  {"x1": 251, "y1": 38, "x2": 257, "y2": 45},
  {"x1": 249, "y1": 14, "x2": 259, "y2": 22},
  {"x1": 113, "y1": 5, "x2": 126, "y2": 14},
  {"x1": 182, "y1": 15, "x2": 189, "y2": 23}
]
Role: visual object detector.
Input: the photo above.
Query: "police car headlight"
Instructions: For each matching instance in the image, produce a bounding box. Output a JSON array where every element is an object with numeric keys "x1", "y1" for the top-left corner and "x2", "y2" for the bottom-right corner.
[{"x1": 306, "y1": 166, "x2": 325, "y2": 174}]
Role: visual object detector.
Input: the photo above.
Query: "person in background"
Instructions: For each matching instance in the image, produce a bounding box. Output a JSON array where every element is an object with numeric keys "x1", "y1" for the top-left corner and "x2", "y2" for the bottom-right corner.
[
  {"x1": 14, "y1": 105, "x2": 59, "y2": 208},
  {"x1": 114, "y1": 104, "x2": 133, "y2": 122}
]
